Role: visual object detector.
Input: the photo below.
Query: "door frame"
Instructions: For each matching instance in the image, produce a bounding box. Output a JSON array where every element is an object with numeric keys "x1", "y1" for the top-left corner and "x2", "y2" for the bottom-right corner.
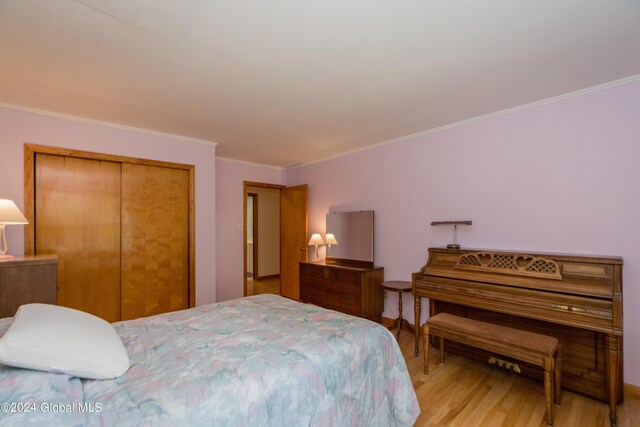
[
  {"x1": 243, "y1": 181, "x2": 285, "y2": 296},
  {"x1": 23, "y1": 143, "x2": 197, "y2": 307},
  {"x1": 246, "y1": 192, "x2": 259, "y2": 278}
]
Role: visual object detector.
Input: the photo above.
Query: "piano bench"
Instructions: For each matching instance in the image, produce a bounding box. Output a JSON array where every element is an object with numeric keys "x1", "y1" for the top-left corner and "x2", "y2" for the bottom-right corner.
[{"x1": 423, "y1": 313, "x2": 562, "y2": 426}]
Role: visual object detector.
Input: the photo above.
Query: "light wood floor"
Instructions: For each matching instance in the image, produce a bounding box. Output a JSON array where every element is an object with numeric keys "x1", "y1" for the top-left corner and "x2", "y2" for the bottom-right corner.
[
  {"x1": 246, "y1": 276, "x2": 280, "y2": 296},
  {"x1": 393, "y1": 326, "x2": 640, "y2": 427}
]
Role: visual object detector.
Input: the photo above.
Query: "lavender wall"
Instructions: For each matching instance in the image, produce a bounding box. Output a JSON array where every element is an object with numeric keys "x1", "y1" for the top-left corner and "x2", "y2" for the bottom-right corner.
[
  {"x1": 0, "y1": 106, "x2": 217, "y2": 305},
  {"x1": 215, "y1": 158, "x2": 284, "y2": 302},
  {"x1": 285, "y1": 80, "x2": 640, "y2": 387}
]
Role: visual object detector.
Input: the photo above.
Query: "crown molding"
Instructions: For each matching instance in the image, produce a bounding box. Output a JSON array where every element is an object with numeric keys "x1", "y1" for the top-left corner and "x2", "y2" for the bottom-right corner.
[
  {"x1": 216, "y1": 156, "x2": 284, "y2": 171},
  {"x1": 0, "y1": 101, "x2": 218, "y2": 147},
  {"x1": 285, "y1": 74, "x2": 640, "y2": 170}
]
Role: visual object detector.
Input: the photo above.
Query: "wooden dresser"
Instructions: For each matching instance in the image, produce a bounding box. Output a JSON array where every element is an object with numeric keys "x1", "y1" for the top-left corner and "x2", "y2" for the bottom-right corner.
[
  {"x1": 299, "y1": 260, "x2": 384, "y2": 321},
  {"x1": 0, "y1": 255, "x2": 57, "y2": 318},
  {"x1": 413, "y1": 247, "x2": 623, "y2": 426}
]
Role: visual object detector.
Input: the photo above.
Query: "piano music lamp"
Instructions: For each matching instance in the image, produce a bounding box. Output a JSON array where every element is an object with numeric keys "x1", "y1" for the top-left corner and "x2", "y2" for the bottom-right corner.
[
  {"x1": 431, "y1": 220, "x2": 472, "y2": 249},
  {"x1": 325, "y1": 233, "x2": 338, "y2": 257},
  {"x1": 308, "y1": 233, "x2": 325, "y2": 261},
  {"x1": 0, "y1": 199, "x2": 29, "y2": 259}
]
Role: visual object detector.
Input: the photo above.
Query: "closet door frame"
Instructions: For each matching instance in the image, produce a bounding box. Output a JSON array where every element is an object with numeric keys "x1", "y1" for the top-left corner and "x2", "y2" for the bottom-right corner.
[{"x1": 23, "y1": 144, "x2": 197, "y2": 308}]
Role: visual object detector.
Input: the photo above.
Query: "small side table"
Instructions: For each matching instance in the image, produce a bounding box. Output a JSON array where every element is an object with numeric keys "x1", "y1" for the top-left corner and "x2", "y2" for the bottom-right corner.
[{"x1": 381, "y1": 280, "x2": 414, "y2": 339}]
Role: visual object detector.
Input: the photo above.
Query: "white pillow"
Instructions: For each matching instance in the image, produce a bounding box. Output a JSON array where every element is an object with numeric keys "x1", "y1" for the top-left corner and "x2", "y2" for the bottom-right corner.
[{"x1": 0, "y1": 304, "x2": 129, "y2": 380}]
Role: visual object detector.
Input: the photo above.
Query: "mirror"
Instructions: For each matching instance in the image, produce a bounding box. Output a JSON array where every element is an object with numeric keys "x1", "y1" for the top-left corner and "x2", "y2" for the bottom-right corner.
[{"x1": 325, "y1": 210, "x2": 374, "y2": 264}]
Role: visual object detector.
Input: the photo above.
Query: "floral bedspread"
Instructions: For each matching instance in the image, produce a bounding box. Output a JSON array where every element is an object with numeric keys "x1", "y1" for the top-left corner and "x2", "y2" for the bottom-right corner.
[{"x1": 0, "y1": 294, "x2": 420, "y2": 426}]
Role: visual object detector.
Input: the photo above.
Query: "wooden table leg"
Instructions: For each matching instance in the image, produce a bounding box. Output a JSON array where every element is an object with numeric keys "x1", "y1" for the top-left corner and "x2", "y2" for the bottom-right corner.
[
  {"x1": 555, "y1": 345, "x2": 562, "y2": 405},
  {"x1": 414, "y1": 295, "x2": 421, "y2": 357},
  {"x1": 544, "y1": 360, "x2": 554, "y2": 426},
  {"x1": 605, "y1": 334, "x2": 621, "y2": 427},
  {"x1": 423, "y1": 324, "x2": 430, "y2": 374},
  {"x1": 397, "y1": 291, "x2": 403, "y2": 339}
]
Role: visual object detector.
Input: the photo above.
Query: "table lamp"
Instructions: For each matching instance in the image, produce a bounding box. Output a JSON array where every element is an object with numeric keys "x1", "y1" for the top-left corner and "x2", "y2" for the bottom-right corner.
[
  {"x1": 308, "y1": 233, "x2": 325, "y2": 261},
  {"x1": 325, "y1": 233, "x2": 338, "y2": 257},
  {"x1": 0, "y1": 199, "x2": 28, "y2": 259}
]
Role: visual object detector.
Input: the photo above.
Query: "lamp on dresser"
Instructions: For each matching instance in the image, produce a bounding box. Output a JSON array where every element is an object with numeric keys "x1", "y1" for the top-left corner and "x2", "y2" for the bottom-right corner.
[
  {"x1": 308, "y1": 233, "x2": 325, "y2": 261},
  {"x1": 325, "y1": 233, "x2": 338, "y2": 257},
  {"x1": 0, "y1": 199, "x2": 28, "y2": 259}
]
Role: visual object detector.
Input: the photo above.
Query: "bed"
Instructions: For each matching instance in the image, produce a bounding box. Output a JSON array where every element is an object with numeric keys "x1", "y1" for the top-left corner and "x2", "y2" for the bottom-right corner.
[{"x1": 0, "y1": 294, "x2": 420, "y2": 426}]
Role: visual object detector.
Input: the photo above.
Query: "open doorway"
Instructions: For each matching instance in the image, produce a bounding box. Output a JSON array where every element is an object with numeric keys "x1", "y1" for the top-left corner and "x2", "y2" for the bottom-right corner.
[
  {"x1": 243, "y1": 181, "x2": 308, "y2": 299},
  {"x1": 245, "y1": 185, "x2": 281, "y2": 296},
  {"x1": 246, "y1": 192, "x2": 258, "y2": 279}
]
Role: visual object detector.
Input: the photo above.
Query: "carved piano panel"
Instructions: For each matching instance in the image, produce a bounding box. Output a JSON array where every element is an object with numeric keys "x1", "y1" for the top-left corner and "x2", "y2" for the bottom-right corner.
[{"x1": 413, "y1": 248, "x2": 623, "y2": 425}]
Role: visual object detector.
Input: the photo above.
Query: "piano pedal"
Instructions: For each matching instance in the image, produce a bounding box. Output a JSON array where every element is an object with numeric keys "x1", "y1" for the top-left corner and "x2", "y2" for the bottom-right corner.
[{"x1": 489, "y1": 357, "x2": 521, "y2": 374}]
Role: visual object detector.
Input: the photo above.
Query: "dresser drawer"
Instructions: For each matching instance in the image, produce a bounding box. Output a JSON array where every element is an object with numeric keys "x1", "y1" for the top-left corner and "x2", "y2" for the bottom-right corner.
[
  {"x1": 333, "y1": 299, "x2": 361, "y2": 316},
  {"x1": 338, "y1": 282, "x2": 361, "y2": 303},
  {"x1": 299, "y1": 280, "x2": 313, "y2": 302},
  {"x1": 0, "y1": 256, "x2": 58, "y2": 318},
  {"x1": 299, "y1": 262, "x2": 383, "y2": 321},
  {"x1": 302, "y1": 287, "x2": 322, "y2": 304},
  {"x1": 309, "y1": 282, "x2": 360, "y2": 314},
  {"x1": 300, "y1": 264, "x2": 323, "y2": 278},
  {"x1": 324, "y1": 268, "x2": 360, "y2": 283},
  {"x1": 317, "y1": 296, "x2": 359, "y2": 316},
  {"x1": 300, "y1": 276, "x2": 323, "y2": 288},
  {"x1": 301, "y1": 278, "x2": 325, "y2": 302}
]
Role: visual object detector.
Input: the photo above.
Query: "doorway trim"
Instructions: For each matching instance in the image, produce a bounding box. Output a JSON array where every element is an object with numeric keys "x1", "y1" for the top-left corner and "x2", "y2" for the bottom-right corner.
[
  {"x1": 246, "y1": 192, "x2": 258, "y2": 278},
  {"x1": 243, "y1": 181, "x2": 285, "y2": 296},
  {"x1": 23, "y1": 143, "x2": 197, "y2": 307}
]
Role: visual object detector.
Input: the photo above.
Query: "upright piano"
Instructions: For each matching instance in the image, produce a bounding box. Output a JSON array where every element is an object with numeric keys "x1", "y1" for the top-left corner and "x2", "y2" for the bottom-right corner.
[{"x1": 413, "y1": 247, "x2": 623, "y2": 426}]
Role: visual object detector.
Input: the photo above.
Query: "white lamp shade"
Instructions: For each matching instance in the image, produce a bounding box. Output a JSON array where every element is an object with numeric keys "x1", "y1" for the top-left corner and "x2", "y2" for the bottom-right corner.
[
  {"x1": 325, "y1": 233, "x2": 338, "y2": 245},
  {"x1": 308, "y1": 233, "x2": 325, "y2": 246},
  {"x1": 0, "y1": 199, "x2": 28, "y2": 224}
]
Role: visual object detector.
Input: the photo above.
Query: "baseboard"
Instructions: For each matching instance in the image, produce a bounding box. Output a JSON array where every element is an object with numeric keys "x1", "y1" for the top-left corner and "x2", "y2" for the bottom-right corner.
[
  {"x1": 254, "y1": 274, "x2": 280, "y2": 281},
  {"x1": 625, "y1": 383, "x2": 640, "y2": 398}
]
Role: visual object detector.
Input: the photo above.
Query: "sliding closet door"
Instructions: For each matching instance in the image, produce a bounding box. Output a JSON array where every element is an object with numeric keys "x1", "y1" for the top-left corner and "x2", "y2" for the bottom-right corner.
[
  {"x1": 35, "y1": 154, "x2": 122, "y2": 322},
  {"x1": 120, "y1": 164, "x2": 189, "y2": 320}
]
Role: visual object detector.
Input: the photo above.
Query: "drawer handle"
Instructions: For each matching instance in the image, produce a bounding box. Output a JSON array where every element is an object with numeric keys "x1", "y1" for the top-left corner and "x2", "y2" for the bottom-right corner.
[{"x1": 552, "y1": 304, "x2": 590, "y2": 313}]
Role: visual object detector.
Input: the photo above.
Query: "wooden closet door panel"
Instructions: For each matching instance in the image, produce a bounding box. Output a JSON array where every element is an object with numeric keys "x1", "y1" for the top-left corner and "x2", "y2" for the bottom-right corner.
[
  {"x1": 121, "y1": 164, "x2": 189, "y2": 320},
  {"x1": 35, "y1": 154, "x2": 121, "y2": 322}
]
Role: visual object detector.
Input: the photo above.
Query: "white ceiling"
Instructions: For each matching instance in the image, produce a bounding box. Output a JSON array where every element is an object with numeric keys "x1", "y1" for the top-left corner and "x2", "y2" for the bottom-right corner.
[{"x1": 1, "y1": 1, "x2": 639, "y2": 167}]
